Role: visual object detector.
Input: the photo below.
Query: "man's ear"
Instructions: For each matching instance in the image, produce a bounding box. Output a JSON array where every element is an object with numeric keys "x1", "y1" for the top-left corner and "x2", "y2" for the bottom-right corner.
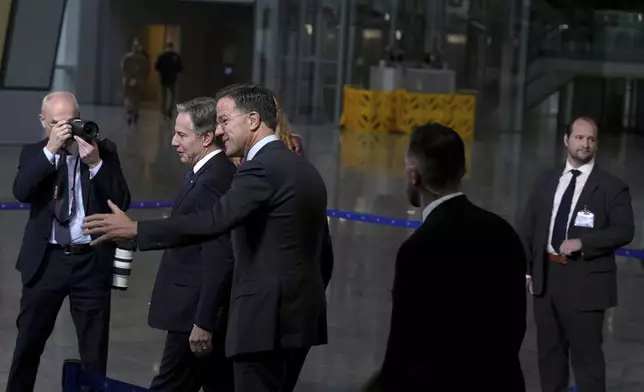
[
  {"x1": 39, "y1": 114, "x2": 46, "y2": 129},
  {"x1": 409, "y1": 166, "x2": 421, "y2": 186},
  {"x1": 247, "y1": 112, "x2": 261, "y2": 132},
  {"x1": 202, "y1": 131, "x2": 214, "y2": 147}
]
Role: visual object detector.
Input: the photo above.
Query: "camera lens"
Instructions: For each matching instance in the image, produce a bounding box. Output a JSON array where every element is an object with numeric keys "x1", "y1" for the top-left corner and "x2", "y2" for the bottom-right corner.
[
  {"x1": 82, "y1": 122, "x2": 99, "y2": 139},
  {"x1": 69, "y1": 117, "x2": 100, "y2": 141}
]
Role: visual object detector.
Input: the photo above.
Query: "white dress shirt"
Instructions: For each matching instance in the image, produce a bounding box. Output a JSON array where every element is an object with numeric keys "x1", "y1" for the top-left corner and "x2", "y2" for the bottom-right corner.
[
  {"x1": 546, "y1": 159, "x2": 595, "y2": 255},
  {"x1": 246, "y1": 135, "x2": 279, "y2": 161},
  {"x1": 43, "y1": 147, "x2": 102, "y2": 245},
  {"x1": 422, "y1": 192, "x2": 464, "y2": 221},
  {"x1": 193, "y1": 148, "x2": 222, "y2": 174}
]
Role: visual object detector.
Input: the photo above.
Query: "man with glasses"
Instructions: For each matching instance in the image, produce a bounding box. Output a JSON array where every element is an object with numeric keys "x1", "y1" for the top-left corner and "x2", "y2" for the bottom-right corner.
[
  {"x1": 6, "y1": 91, "x2": 130, "y2": 392},
  {"x1": 84, "y1": 83, "x2": 334, "y2": 392}
]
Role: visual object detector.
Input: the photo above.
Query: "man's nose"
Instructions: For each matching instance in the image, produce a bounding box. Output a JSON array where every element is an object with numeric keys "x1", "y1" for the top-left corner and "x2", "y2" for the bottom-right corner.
[
  {"x1": 215, "y1": 126, "x2": 224, "y2": 137},
  {"x1": 171, "y1": 135, "x2": 179, "y2": 147}
]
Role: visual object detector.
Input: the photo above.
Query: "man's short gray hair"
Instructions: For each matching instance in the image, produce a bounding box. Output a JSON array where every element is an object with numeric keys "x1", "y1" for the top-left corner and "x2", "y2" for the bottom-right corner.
[
  {"x1": 41, "y1": 91, "x2": 79, "y2": 113},
  {"x1": 176, "y1": 97, "x2": 217, "y2": 134}
]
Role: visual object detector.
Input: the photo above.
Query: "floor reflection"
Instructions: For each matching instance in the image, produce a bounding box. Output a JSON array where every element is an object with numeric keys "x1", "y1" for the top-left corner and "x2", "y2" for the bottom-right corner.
[{"x1": 0, "y1": 106, "x2": 643, "y2": 391}]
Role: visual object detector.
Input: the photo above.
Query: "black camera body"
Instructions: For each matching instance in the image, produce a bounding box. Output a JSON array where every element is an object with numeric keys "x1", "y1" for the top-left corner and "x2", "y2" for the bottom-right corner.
[{"x1": 69, "y1": 117, "x2": 100, "y2": 141}]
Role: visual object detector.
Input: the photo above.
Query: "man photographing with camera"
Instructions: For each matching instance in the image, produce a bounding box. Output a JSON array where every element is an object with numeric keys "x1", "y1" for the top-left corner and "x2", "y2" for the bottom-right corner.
[{"x1": 6, "y1": 91, "x2": 131, "y2": 392}]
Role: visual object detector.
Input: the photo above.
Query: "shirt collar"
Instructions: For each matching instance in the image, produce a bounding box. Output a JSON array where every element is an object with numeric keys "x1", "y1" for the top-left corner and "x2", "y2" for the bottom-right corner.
[
  {"x1": 247, "y1": 135, "x2": 279, "y2": 161},
  {"x1": 193, "y1": 149, "x2": 222, "y2": 174},
  {"x1": 564, "y1": 158, "x2": 594, "y2": 177},
  {"x1": 422, "y1": 192, "x2": 464, "y2": 221}
]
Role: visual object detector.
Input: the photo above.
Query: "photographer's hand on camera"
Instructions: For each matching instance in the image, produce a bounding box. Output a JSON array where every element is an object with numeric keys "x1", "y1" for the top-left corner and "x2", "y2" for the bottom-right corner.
[
  {"x1": 45, "y1": 120, "x2": 72, "y2": 155},
  {"x1": 74, "y1": 136, "x2": 101, "y2": 168}
]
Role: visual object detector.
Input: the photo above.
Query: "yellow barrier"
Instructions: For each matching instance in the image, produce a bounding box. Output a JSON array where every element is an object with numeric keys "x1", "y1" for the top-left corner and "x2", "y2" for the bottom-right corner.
[
  {"x1": 340, "y1": 86, "x2": 476, "y2": 140},
  {"x1": 340, "y1": 87, "x2": 475, "y2": 178}
]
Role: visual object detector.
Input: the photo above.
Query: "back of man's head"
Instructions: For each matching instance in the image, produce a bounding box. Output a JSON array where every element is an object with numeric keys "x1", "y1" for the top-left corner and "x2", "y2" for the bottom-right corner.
[
  {"x1": 407, "y1": 122, "x2": 466, "y2": 192},
  {"x1": 215, "y1": 83, "x2": 278, "y2": 131}
]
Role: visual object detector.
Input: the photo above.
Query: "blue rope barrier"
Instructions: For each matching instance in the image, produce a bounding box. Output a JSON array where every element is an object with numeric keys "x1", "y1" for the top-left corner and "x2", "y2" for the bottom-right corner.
[{"x1": 3, "y1": 200, "x2": 642, "y2": 260}]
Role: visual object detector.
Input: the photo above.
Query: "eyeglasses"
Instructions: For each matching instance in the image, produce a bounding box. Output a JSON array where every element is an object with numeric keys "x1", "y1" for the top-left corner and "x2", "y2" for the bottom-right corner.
[{"x1": 216, "y1": 112, "x2": 249, "y2": 128}]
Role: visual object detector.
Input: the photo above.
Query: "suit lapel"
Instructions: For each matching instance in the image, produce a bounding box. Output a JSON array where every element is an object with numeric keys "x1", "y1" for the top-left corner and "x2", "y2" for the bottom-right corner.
[
  {"x1": 543, "y1": 168, "x2": 562, "y2": 214},
  {"x1": 172, "y1": 153, "x2": 221, "y2": 212},
  {"x1": 173, "y1": 173, "x2": 196, "y2": 212},
  {"x1": 538, "y1": 168, "x2": 563, "y2": 239}
]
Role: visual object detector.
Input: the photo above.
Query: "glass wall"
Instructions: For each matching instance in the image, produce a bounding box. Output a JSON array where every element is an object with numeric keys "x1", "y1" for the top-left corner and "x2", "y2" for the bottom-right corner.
[{"x1": 253, "y1": 0, "x2": 526, "y2": 129}]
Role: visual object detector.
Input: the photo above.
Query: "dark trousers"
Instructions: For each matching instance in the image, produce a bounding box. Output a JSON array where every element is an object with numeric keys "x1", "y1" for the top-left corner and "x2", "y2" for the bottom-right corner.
[
  {"x1": 232, "y1": 348, "x2": 310, "y2": 392},
  {"x1": 160, "y1": 84, "x2": 176, "y2": 118},
  {"x1": 533, "y1": 262, "x2": 606, "y2": 392},
  {"x1": 6, "y1": 247, "x2": 111, "y2": 392},
  {"x1": 150, "y1": 330, "x2": 233, "y2": 392}
]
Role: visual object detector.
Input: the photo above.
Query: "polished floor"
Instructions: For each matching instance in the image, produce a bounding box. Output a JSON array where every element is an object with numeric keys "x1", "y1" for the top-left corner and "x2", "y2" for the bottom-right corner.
[{"x1": 0, "y1": 106, "x2": 643, "y2": 391}]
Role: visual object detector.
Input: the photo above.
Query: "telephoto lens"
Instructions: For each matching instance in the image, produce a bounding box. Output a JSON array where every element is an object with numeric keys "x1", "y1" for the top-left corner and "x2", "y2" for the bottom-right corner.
[
  {"x1": 112, "y1": 239, "x2": 136, "y2": 291},
  {"x1": 69, "y1": 117, "x2": 100, "y2": 141}
]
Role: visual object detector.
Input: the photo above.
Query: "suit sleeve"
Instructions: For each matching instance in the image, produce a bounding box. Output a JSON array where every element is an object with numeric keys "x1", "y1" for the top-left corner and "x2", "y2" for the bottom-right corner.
[
  {"x1": 376, "y1": 241, "x2": 417, "y2": 389},
  {"x1": 509, "y1": 229, "x2": 527, "y2": 355},
  {"x1": 194, "y1": 182, "x2": 234, "y2": 332},
  {"x1": 518, "y1": 175, "x2": 543, "y2": 276},
  {"x1": 91, "y1": 140, "x2": 131, "y2": 211},
  {"x1": 137, "y1": 160, "x2": 274, "y2": 251},
  {"x1": 578, "y1": 182, "x2": 635, "y2": 260},
  {"x1": 12, "y1": 145, "x2": 57, "y2": 203},
  {"x1": 321, "y1": 220, "x2": 334, "y2": 289}
]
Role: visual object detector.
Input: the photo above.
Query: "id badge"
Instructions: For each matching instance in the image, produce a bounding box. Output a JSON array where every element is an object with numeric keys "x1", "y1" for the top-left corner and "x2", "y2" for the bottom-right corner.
[{"x1": 574, "y1": 208, "x2": 594, "y2": 228}]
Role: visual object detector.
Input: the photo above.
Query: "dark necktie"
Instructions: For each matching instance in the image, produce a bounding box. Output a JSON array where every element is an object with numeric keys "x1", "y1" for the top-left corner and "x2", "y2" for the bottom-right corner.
[
  {"x1": 183, "y1": 169, "x2": 196, "y2": 187},
  {"x1": 53, "y1": 153, "x2": 74, "y2": 245},
  {"x1": 551, "y1": 169, "x2": 582, "y2": 253}
]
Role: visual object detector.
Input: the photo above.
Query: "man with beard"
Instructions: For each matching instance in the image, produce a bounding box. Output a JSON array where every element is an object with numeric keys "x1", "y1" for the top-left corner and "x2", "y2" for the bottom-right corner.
[
  {"x1": 520, "y1": 116, "x2": 634, "y2": 392},
  {"x1": 363, "y1": 122, "x2": 527, "y2": 391}
]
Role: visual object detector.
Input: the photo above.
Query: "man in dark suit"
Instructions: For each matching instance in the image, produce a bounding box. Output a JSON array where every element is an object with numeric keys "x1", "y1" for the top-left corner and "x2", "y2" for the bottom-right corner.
[
  {"x1": 363, "y1": 123, "x2": 526, "y2": 392},
  {"x1": 7, "y1": 91, "x2": 131, "y2": 392},
  {"x1": 84, "y1": 84, "x2": 334, "y2": 392},
  {"x1": 520, "y1": 117, "x2": 634, "y2": 392},
  {"x1": 148, "y1": 97, "x2": 235, "y2": 392}
]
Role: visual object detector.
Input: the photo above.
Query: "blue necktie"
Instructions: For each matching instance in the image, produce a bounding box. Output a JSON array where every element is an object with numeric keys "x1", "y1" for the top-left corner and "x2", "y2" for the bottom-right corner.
[
  {"x1": 551, "y1": 169, "x2": 581, "y2": 253},
  {"x1": 183, "y1": 170, "x2": 195, "y2": 188}
]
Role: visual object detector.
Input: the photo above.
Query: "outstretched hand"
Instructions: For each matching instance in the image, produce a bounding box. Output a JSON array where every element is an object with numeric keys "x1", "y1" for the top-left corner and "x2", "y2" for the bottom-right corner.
[{"x1": 83, "y1": 200, "x2": 137, "y2": 245}]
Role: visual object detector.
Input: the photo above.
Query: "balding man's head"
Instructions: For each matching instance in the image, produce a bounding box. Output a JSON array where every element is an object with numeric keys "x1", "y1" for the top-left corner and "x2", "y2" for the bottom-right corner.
[
  {"x1": 39, "y1": 91, "x2": 79, "y2": 137},
  {"x1": 41, "y1": 91, "x2": 78, "y2": 114}
]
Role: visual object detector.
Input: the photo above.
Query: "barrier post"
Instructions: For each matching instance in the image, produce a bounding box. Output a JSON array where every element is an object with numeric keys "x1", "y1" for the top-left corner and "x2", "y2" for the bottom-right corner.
[{"x1": 62, "y1": 359, "x2": 82, "y2": 392}]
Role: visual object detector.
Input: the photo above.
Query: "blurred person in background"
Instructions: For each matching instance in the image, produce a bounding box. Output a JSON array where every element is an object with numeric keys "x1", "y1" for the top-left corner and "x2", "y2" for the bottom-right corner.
[
  {"x1": 155, "y1": 42, "x2": 184, "y2": 120},
  {"x1": 364, "y1": 122, "x2": 526, "y2": 392},
  {"x1": 121, "y1": 38, "x2": 149, "y2": 125},
  {"x1": 6, "y1": 91, "x2": 130, "y2": 392},
  {"x1": 148, "y1": 97, "x2": 235, "y2": 392}
]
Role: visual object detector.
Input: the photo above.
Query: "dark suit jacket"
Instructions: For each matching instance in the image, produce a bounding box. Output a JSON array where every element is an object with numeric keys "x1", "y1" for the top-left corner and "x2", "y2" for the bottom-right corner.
[
  {"x1": 520, "y1": 165, "x2": 634, "y2": 310},
  {"x1": 371, "y1": 195, "x2": 526, "y2": 391},
  {"x1": 148, "y1": 152, "x2": 236, "y2": 333},
  {"x1": 137, "y1": 140, "x2": 334, "y2": 357},
  {"x1": 13, "y1": 138, "x2": 131, "y2": 285}
]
